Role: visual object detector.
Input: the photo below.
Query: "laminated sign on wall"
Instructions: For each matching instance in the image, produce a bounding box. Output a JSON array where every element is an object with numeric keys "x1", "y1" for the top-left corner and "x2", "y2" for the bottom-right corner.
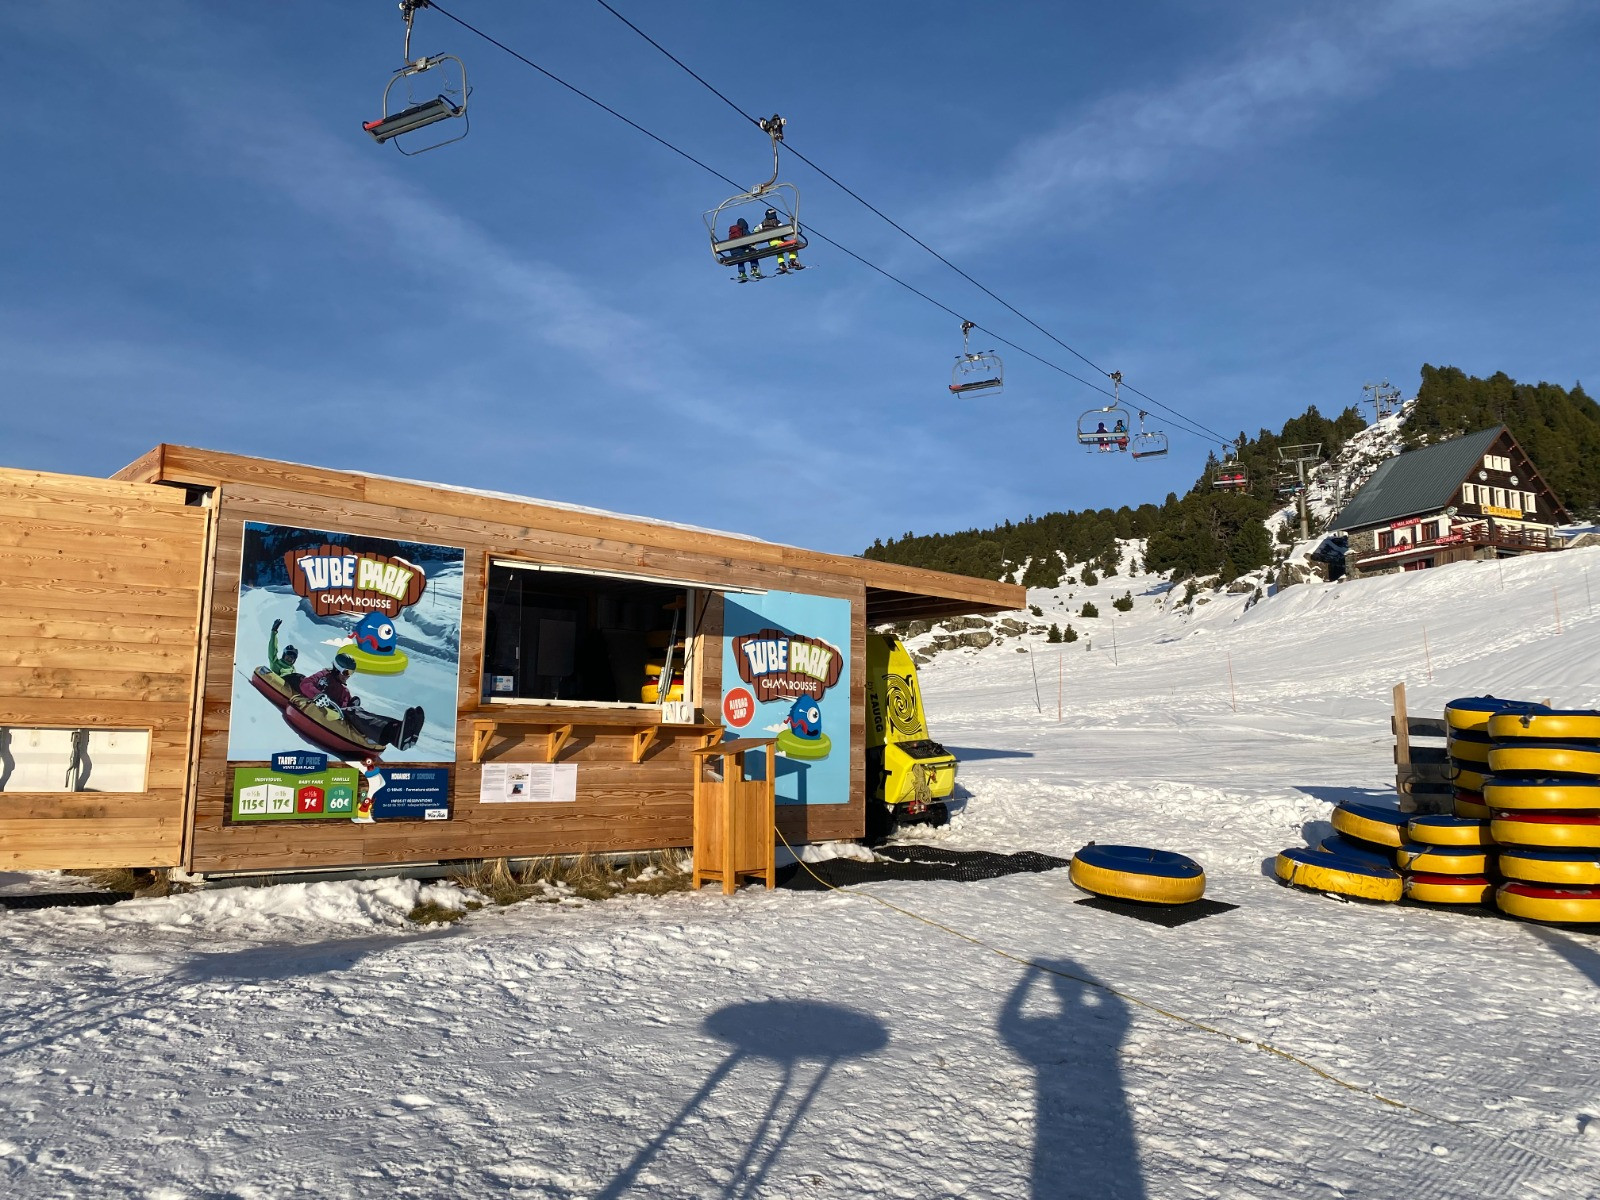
[{"x1": 720, "y1": 590, "x2": 851, "y2": 806}]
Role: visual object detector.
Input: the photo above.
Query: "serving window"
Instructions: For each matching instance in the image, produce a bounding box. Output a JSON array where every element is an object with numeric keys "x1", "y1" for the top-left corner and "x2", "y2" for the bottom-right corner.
[{"x1": 481, "y1": 562, "x2": 712, "y2": 706}]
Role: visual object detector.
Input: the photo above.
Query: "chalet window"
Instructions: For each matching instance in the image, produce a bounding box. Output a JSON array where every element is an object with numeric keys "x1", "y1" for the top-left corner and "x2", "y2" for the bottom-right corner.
[
  {"x1": 1419, "y1": 521, "x2": 1437, "y2": 541},
  {"x1": 0, "y1": 728, "x2": 151, "y2": 793},
  {"x1": 1524, "y1": 492, "x2": 1537, "y2": 514},
  {"x1": 482, "y1": 562, "x2": 706, "y2": 705},
  {"x1": 1377, "y1": 530, "x2": 1395, "y2": 551},
  {"x1": 1483, "y1": 454, "x2": 1511, "y2": 473}
]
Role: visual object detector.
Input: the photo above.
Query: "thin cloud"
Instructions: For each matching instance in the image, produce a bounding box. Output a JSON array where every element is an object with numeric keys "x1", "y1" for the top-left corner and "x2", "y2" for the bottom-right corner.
[{"x1": 926, "y1": 0, "x2": 1575, "y2": 248}]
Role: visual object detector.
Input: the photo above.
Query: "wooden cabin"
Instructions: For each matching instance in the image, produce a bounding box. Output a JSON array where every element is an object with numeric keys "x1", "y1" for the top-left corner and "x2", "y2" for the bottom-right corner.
[
  {"x1": 1329, "y1": 427, "x2": 1569, "y2": 577},
  {"x1": 1, "y1": 446, "x2": 1021, "y2": 877}
]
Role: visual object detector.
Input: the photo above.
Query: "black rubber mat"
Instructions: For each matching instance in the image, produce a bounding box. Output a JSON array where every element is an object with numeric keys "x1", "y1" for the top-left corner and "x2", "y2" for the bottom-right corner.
[
  {"x1": 776, "y1": 844, "x2": 1070, "y2": 891},
  {"x1": 0, "y1": 891, "x2": 134, "y2": 911},
  {"x1": 1072, "y1": 895, "x2": 1240, "y2": 927}
]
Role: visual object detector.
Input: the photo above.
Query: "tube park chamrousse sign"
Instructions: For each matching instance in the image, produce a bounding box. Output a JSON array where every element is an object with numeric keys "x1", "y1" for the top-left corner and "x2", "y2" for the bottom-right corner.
[
  {"x1": 225, "y1": 522, "x2": 465, "y2": 825},
  {"x1": 720, "y1": 591, "x2": 850, "y2": 806}
]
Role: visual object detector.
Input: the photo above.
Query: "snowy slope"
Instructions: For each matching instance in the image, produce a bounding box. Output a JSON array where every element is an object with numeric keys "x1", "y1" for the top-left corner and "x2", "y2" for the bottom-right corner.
[{"x1": 4, "y1": 549, "x2": 1600, "y2": 1198}]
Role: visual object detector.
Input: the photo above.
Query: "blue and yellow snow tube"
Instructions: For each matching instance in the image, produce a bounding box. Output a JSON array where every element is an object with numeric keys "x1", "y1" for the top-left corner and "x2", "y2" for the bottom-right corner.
[
  {"x1": 1394, "y1": 842, "x2": 1492, "y2": 875},
  {"x1": 1488, "y1": 741, "x2": 1600, "y2": 777},
  {"x1": 1445, "y1": 696, "x2": 1548, "y2": 734},
  {"x1": 1451, "y1": 765, "x2": 1489, "y2": 793},
  {"x1": 1404, "y1": 874, "x2": 1495, "y2": 905},
  {"x1": 1487, "y1": 709, "x2": 1600, "y2": 744},
  {"x1": 1318, "y1": 833, "x2": 1394, "y2": 870},
  {"x1": 1407, "y1": 814, "x2": 1494, "y2": 847},
  {"x1": 341, "y1": 642, "x2": 410, "y2": 675},
  {"x1": 1275, "y1": 848, "x2": 1402, "y2": 902},
  {"x1": 1496, "y1": 882, "x2": 1600, "y2": 924},
  {"x1": 1497, "y1": 847, "x2": 1600, "y2": 887},
  {"x1": 1489, "y1": 813, "x2": 1600, "y2": 849},
  {"x1": 1481, "y1": 776, "x2": 1600, "y2": 812},
  {"x1": 1330, "y1": 802, "x2": 1412, "y2": 849},
  {"x1": 1445, "y1": 733, "x2": 1492, "y2": 764},
  {"x1": 1069, "y1": 845, "x2": 1206, "y2": 905},
  {"x1": 1453, "y1": 792, "x2": 1491, "y2": 820}
]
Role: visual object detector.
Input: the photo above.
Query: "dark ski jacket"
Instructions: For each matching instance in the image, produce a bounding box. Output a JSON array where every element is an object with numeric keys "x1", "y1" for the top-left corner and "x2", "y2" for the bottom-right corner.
[{"x1": 300, "y1": 667, "x2": 354, "y2": 708}]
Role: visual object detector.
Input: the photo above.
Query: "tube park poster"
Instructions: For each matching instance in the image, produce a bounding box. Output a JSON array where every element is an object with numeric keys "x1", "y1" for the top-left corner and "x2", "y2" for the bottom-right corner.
[
  {"x1": 227, "y1": 522, "x2": 465, "y2": 769},
  {"x1": 720, "y1": 591, "x2": 850, "y2": 805}
]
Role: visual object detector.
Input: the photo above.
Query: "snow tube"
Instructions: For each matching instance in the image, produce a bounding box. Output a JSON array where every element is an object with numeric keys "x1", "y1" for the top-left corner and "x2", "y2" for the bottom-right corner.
[
  {"x1": 1445, "y1": 696, "x2": 1547, "y2": 734},
  {"x1": 250, "y1": 665, "x2": 296, "y2": 710},
  {"x1": 1395, "y1": 842, "x2": 1492, "y2": 875},
  {"x1": 1069, "y1": 845, "x2": 1205, "y2": 905},
  {"x1": 282, "y1": 701, "x2": 384, "y2": 759},
  {"x1": 1406, "y1": 814, "x2": 1493, "y2": 847},
  {"x1": 1486, "y1": 709, "x2": 1600, "y2": 744},
  {"x1": 776, "y1": 727, "x2": 832, "y2": 760},
  {"x1": 1495, "y1": 883, "x2": 1600, "y2": 924},
  {"x1": 341, "y1": 642, "x2": 410, "y2": 675},
  {"x1": 1445, "y1": 735, "x2": 1491, "y2": 764},
  {"x1": 1487, "y1": 742, "x2": 1600, "y2": 777},
  {"x1": 1489, "y1": 813, "x2": 1600, "y2": 849},
  {"x1": 1274, "y1": 848, "x2": 1402, "y2": 902},
  {"x1": 1451, "y1": 765, "x2": 1488, "y2": 793},
  {"x1": 1318, "y1": 833, "x2": 1394, "y2": 870},
  {"x1": 1330, "y1": 802, "x2": 1412, "y2": 849},
  {"x1": 1481, "y1": 776, "x2": 1600, "y2": 812},
  {"x1": 1497, "y1": 847, "x2": 1600, "y2": 887},
  {"x1": 1404, "y1": 874, "x2": 1495, "y2": 905},
  {"x1": 1453, "y1": 792, "x2": 1491, "y2": 820}
]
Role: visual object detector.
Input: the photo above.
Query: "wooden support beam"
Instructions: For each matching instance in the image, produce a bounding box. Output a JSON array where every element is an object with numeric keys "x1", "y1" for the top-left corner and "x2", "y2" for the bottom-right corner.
[
  {"x1": 546, "y1": 724, "x2": 574, "y2": 762},
  {"x1": 631, "y1": 725, "x2": 660, "y2": 764}
]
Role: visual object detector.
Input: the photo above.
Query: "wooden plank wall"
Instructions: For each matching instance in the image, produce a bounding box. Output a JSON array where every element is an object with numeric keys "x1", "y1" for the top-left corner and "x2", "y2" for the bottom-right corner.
[
  {"x1": 189, "y1": 482, "x2": 866, "y2": 873},
  {"x1": 0, "y1": 469, "x2": 209, "y2": 869}
]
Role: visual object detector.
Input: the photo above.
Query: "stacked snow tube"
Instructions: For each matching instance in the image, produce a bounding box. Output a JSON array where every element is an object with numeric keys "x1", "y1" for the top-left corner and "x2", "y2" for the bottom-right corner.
[
  {"x1": 1443, "y1": 696, "x2": 1548, "y2": 817},
  {"x1": 1481, "y1": 707, "x2": 1600, "y2": 923},
  {"x1": 1272, "y1": 802, "x2": 1406, "y2": 902},
  {"x1": 1396, "y1": 814, "x2": 1496, "y2": 906}
]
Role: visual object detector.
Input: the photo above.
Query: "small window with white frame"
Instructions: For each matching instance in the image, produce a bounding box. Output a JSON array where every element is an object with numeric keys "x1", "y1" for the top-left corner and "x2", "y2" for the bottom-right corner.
[
  {"x1": 1524, "y1": 491, "x2": 1537, "y2": 514},
  {"x1": 0, "y1": 728, "x2": 151, "y2": 792}
]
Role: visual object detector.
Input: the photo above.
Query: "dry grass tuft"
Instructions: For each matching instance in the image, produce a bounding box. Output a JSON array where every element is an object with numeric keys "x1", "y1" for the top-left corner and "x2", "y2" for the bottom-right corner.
[
  {"x1": 66, "y1": 867, "x2": 185, "y2": 898},
  {"x1": 407, "y1": 898, "x2": 481, "y2": 925},
  {"x1": 446, "y1": 850, "x2": 692, "y2": 908}
]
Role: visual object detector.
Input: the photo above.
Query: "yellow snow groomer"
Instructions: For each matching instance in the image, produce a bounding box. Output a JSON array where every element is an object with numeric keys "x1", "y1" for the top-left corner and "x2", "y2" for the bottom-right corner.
[{"x1": 865, "y1": 633, "x2": 957, "y2": 837}]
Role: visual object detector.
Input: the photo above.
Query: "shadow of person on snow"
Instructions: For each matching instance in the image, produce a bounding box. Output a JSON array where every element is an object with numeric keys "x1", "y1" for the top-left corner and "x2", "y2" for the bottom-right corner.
[
  {"x1": 596, "y1": 999, "x2": 888, "y2": 1200},
  {"x1": 1001, "y1": 961, "x2": 1146, "y2": 1200}
]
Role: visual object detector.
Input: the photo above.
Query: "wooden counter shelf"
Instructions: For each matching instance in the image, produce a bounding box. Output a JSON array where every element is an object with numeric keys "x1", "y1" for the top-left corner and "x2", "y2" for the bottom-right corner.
[{"x1": 465, "y1": 707, "x2": 724, "y2": 764}]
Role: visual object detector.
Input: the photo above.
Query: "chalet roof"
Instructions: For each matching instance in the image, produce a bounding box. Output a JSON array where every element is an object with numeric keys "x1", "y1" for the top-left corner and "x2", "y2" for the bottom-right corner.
[{"x1": 1330, "y1": 427, "x2": 1504, "y2": 532}]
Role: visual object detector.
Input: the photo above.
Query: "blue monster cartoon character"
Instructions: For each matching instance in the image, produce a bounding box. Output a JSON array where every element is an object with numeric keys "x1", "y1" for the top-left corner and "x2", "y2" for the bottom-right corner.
[
  {"x1": 343, "y1": 611, "x2": 411, "y2": 675},
  {"x1": 776, "y1": 692, "x2": 832, "y2": 760}
]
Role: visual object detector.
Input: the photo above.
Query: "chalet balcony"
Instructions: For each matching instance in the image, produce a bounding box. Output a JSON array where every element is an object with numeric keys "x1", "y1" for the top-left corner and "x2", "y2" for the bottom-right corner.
[{"x1": 1353, "y1": 522, "x2": 1562, "y2": 572}]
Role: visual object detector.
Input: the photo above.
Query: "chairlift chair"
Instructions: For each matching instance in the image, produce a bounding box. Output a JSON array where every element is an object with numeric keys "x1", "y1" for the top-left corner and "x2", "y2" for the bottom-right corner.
[
  {"x1": 949, "y1": 321, "x2": 1003, "y2": 396},
  {"x1": 704, "y1": 115, "x2": 809, "y2": 279},
  {"x1": 363, "y1": 1, "x2": 469, "y2": 155},
  {"x1": 1076, "y1": 370, "x2": 1131, "y2": 451},
  {"x1": 1129, "y1": 410, "x2": 1168, "y2": 460},
  {"x1": 1212, "y1": 442, "x2": 1250, "y2": 491}
]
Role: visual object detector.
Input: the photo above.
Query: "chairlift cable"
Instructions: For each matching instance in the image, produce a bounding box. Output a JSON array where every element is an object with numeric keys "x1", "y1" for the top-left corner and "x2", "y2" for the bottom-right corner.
[
  {"x1": 586, "y1": 0, "x2": 1232, "y2": 445},
  {"x1": 424, "y1": 3, "x2": 1222, "y2": 440}
]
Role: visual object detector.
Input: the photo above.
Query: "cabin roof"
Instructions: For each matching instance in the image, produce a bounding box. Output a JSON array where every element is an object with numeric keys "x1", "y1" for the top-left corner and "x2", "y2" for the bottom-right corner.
[{"x1": 1330, "y1": 427, "x2": 1506, "y2": 531}]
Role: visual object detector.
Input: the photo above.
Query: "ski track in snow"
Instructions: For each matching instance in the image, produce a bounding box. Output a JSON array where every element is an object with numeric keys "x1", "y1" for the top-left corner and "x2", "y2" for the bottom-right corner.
[{"x1": 6, "y1": 550, "x2": 1600, "y2": 1197}]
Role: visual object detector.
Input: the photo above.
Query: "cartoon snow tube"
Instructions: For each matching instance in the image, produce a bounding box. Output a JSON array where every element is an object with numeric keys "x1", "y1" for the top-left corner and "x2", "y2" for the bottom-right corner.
[
  {"x1": 1497, "y1": 847, "x2": 1600, "y2": 887},
  {"x1": 1482, "y1": 776, "x2": 1600, "y2": 812},
  {"x1": 1394, "y1": 842, "x2": 1492, "y2": 875},
  {"x1": 1445, "y1": 696, "x2": 1548, "y2": 734},
  {"x1": 282, "y1": 696, "x2": 387, "y2": 759},
  {"x1": 1488, "y1": 742, "x2": 1600, "y2": 777},
  {"x1": 1451, "y1": 765, "x2": 1489, "y2": 793},
  {"x1": 776, "y1": 694, "x2": 832, "y2": 760},
  {"x1": 1495, "y1": 883, "x2": 1600, "y2": 924},
  {"x1": 1489, "y1": 813, "x2": 1600, "y2": 849},
  {"x1": 1445, "y1": 733, "x2": 1491, "y2": 765},
  {"x1": 342, "y1": 612, "x2": 410, "y2": 675},
  {"x1": 1069, "y1": 845, "x2": 1205, "y2": 904},
  {"x1": 1274, "y1": 848, "x2": 1402, "y2": 902},
  {"x1": 1318, "y1": 833, "x2": 1394, "y2": 870},
  {"x1": 1403, "y1": 874, "x2": 1495, "y2": 906},
  {"x1": 1330, "y1": 802, "x2": 1412, "y2": 849},
  {"x1": 1407, "y1": 814, "x2": 1493, "y2": 847},
  {"x1": 1487, "y1": 708, "x2": 1600, "y2": 744},
  {"x1": 1453, "y1": 792, "x2": 1491, "y2": 820},
  {"x1": 250, "y1": 665, "x2": 296, "y2": 711}
]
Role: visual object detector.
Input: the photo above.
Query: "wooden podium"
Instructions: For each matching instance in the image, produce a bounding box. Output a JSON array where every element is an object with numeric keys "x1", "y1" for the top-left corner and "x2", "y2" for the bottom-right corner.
[{"x1": 690, "y1": 738, "x2": 777, "y2": 894}]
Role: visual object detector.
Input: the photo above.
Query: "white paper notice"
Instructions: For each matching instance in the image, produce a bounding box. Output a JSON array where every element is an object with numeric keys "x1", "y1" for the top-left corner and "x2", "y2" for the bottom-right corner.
[{"x1": 479, "y1": 762, "x2": 577, "y2": 804}]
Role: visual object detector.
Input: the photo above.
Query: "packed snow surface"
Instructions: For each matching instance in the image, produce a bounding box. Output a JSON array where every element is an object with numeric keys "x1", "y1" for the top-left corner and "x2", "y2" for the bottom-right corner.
[{"x1": 6, "y1": 549, "x2": 1600, "y2": 1198}]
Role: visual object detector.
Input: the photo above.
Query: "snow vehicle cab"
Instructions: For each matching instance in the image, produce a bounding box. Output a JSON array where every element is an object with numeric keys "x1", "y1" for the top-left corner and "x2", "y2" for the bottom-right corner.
[{"x1": 865, "y1": 632, "x2": 957, "y2": 839}]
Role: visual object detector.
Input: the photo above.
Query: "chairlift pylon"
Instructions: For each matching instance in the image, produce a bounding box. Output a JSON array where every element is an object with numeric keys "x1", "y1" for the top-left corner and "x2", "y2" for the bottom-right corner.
[
  {"x1": 704, "y1": 114, "x2": 809, "y2": 281},
  {"x1": 363, "y1": 0, "x2": 469, "y2": 155},
  {"x1": 949, "y1": 321, "x2": 1003, "y2": 396},
  {"x1": 1076, "y1": 370, "x2": 1132, "y2": 452},
  {"x1": 1130, "y1": 410, "x2": 1168, "y2": 460}
]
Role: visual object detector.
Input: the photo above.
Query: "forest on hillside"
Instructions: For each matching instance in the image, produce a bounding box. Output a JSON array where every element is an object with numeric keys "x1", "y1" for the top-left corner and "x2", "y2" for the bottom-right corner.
[{"x1": 863, "y1": 366, "x2": 1599, "y2": 585}]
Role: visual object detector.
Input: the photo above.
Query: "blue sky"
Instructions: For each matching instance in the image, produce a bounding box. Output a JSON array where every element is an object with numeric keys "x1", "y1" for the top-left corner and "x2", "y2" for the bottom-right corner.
[{"x1": 4, "y1": 1, "x2": 1596, "y2": 554}]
